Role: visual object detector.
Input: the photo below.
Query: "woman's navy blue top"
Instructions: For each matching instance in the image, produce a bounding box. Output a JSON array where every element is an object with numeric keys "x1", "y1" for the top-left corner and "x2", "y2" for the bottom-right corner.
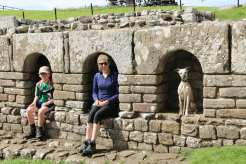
[{"x1": 92, "y1": 69, "x2": 119, "y2": 105}]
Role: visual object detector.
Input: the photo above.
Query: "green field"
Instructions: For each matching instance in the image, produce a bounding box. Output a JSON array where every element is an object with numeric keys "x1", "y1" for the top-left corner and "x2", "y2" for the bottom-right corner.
[{"x1": 0, "y1": 5, "x2": 246, "y2": 21}]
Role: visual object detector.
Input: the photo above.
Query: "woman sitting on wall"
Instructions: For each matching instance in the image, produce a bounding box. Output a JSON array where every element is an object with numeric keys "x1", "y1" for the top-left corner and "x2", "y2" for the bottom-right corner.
[{"x1": 78, "y1": 54, "x2": 119, "y2": 155}]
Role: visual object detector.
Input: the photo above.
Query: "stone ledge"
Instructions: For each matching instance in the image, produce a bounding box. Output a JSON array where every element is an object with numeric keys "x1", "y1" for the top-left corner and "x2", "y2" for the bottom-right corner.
[{"x1": 217, "y1": 109, "x2": 246, "y2": 119}]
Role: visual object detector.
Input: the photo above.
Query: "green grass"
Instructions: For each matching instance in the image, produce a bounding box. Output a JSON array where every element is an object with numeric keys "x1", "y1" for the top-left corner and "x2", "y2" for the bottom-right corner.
[
  {"x1": 181, "y1": 146, "x2": 246, "y2": 164},
  {"x1": 0, "y1": 5, "x2": 246, "y2": 21}
]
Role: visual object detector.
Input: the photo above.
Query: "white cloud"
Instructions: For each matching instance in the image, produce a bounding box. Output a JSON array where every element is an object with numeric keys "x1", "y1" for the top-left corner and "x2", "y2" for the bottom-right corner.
[{"x1": 1, "y1": 0, "x2": 246, "y2": 10}]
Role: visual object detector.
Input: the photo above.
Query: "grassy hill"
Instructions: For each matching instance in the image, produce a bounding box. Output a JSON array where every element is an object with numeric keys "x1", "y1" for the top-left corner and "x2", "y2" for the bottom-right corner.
[{"x1": 0, "y1": 5, "x2": 245, "y2": 21}]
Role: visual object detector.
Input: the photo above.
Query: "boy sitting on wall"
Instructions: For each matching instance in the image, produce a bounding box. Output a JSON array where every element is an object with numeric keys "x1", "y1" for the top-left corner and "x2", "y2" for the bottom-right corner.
[{"x1": 23, "y1": 66, "x2": 55, "y2": 139}]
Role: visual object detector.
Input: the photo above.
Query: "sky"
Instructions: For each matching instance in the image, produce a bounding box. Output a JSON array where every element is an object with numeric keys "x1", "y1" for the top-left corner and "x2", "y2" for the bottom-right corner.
[{"x1": 1, "y1": 0, "x2": 246, "y2": 10}]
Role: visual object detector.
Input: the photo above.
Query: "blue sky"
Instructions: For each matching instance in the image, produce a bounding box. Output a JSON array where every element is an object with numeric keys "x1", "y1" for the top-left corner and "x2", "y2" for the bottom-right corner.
[{"x1": 1, "y1": 0, "x2": 246, "y2": 10}]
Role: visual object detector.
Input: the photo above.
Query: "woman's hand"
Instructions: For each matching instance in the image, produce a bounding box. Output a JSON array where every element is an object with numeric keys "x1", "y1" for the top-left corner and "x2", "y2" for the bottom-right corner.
[
  {"x1": 95, "y1": 100, "x2": 100, "y2": 106},
  {"x1": 99, "y1": 100, "x2": 109, "y2": 107}
]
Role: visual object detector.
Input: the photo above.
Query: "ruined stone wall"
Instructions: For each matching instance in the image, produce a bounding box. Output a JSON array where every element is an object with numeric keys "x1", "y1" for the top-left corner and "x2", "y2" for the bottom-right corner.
[{"x1": 0, "y1": 19, "x2": 246, "y2": 153}]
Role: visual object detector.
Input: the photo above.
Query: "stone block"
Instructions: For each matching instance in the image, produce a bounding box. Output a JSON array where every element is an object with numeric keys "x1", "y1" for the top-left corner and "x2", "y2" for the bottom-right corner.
[
  {"x1": 241, "y1": 128, "x2": 246, "y2": 139},
  {"x1": 8, "y1": 95, "x2": 16, "y2": 102},
  {"x1": 129, "y1": 131, "x2": 143, "y2": 142},
  {"x1": 16, "y1": 95, "x2": 34, "y2": 104},
  {"x1": 65, "y1": 155, "x2": 85, "y2": 164},
  {"x1": 80, "y1": 114, "x2": 89, "y2": 125},
  {"x1": 51, "y1": 121, "x2": 60, "y2": 130},
  {"x1": 155, "y1": 113, "x2": 180, "y2": 121},
  {"x1": 21, "y1": 118, "x2": 28, "y2": 126},
  {"x1": 114, "y1": 140, "x2": 128, "y2": 149},
  {"x1": 173, "y1": 135, "x2": 186, "y2": 147},
  {"x1": 235, "y1": 139, "x2": 246, "y2": 146},
  {"x1": 8, "y1": 102, "x2": 27, "y2": 108},
  {"x1": 128, "y1": 141, "x2": 138, "y2": 150},
  {"x1": 58, "y1": 131, "x2": 68, "y2": 139},
  {"x1": 158, "y1": 133, "x2": 173, "y2": 145},
  {"x1": 217, "y1": 109, "x2": 246, "y2": 119},
  {"x1": 16, "y1": 81, "x2": 35, "y2": 88},
  {"x1": 63, "y1": 84, "x2": 90, "y2": 92},
  {"x1": 0, "y1": 80, "x2": 15, "y2": 87},
  {"x1": 101, "y1": 118, "x2": 113, "y2": 129},
  {"x1": 119, "y1": 86, "x2": 131, "y2": 94},
  {"x1": 11, "y1": 124, "x2": 22, "y2": 133},
  {"x1": 20, "y1": 109, "x2": 27, "y2": 118},
  {"x1": 182, "y1": 13, "x2": 196, "y2": 22},
  {"x1": 119, "y1": 111, "x2": 137, "y2": 118},
  {"x1": 162, "y1": 120, "x2": 180, "y2": 134},
  {"x1": 140, "y1": 113, "x2": 155, "y2": 119},
  {"x1": 0, "y1": 87, "x2": 3, "y2": 93},
  {"x1": 3, "y1": 123, "x2": 11, "y2": 131},
  {"x1": 204, "y1": 75, "x2": 246, "y2": 87},
  {"x1": 153, "y1": 144, "x2": 168, "y2": 153},
  {"x1": 149, "y1": 120, "x2": 162, "y2": 132},
  {"x1": 203, "y1": 87, "x2": 216, "y2": 98},
  {"x1": 54, "y1": 112, "x2": 67, "y2": 123},
  {"x1": 0, "y1": 94, "x2": 8, "y2": 101},
  {"x1": 138, "y1": 143, "x2": 152, "y2": 151},
  {"x1": 21, "y1": 149, "x2": 36, "y2": 159},
  {"x1": 220, "y1": 88, "x2": 246, "y2": 98},
  {"x1": 122, "y1": 119, "x2": 134, "y2": 131},
  {"x1": 216, "y1": 126, "x2": 239, "y2": 139},
  {"x1": 113, "y1": 117, "x2": 122, "y2": 130},
  {"x1": 67, "y1": 132, "x2": 81, "y2": 141},
  {"x1": 212, "y1": 140, "x2": 222, "y2": 147},
  {"x1": 76, "y1": 93, "x2": 91, "y2": 101},
  {"x1": 236, "y1": 100, "x2": 246, "y2": 108},
  {"x1": 1, "y1": 107, "x2": 14, "y2": 115},
  {"x1": 203, "y1": 99, "x2": 235, "y2": 108},
  {"x1": 4, "y1": 88, "x2": 32, "y2": 96},
  {"x1": 97, "y1": 137, "x2": 113, "y2": 148},
  {"x1": 119, "y1": 103, "x2": 132, "y2": 111},
  {"x1": 69, "y1": 29, "x2": 134, "y2": 74},
  {"x1": 53, "y1": 84, "x2": 63, "y2": 90},
  {"x1": 54, "y1": 100, "x2": 64, "y2": 106},
  {"x1": 169, "y1": 146, "x2": 181, "y2": 154},
  {"x1": 0, "y1": 16, "x2": 18, "y2": 29},
  {"x1": 144, "y1": 132, "x2": 157, "y2": 144},
  {"x1": 199, "y1": 125, "x2": 216, "y2": 139},
  {"x1": 119, "y1": 94, "x2": 141, "y2": 103},
  {"x1": 73, "y1": 125, "x2": 86, "y2": 135},
  {"x1": 60, "y1": 123, "x2": 74, "y2": 132},
  {"x1": 181, "y1": 124, "x2": 199, "y2": 137},
  {"x1": 204, "y1": 109, "x2": 216, "y2": 117},
  {"x1": 7, "y1": 115, "x2": 21, "y2": 124},
  {"x1": 53, "y1": 91, "x2": 75, "y2": 100},
  {"x1": 223, "y1": 139, "x2": 234, "y2": 146},
  {"x1": 118, "y1": 74, "x2": 166, "y2": 85},
  {"x1": 143, "y1": 94, "x2": 166, "y2": 103},
  {"x1": 0, "y1": 114, "x2": 7, "y2": 123},
  {"x1": 13, "y1": 33, "x2": 64, "y2": 73},
  {"x1": 232, "y1": 22, "x2": 246, "y2": 74},
  {"x1": 66, "y1": 101, "x2": 87, "y2": 109},
  {"x1": 0, "y1": 72, "x2": 30, "y2": 80},
  {"x1": 53, "y1": 73, "x2": 89, "y2": 85},
  {"x1": 66, "y1": 114, "x2": 79, "y2": 125},
  {"x1": 186, "y1": 137, "x2": 201, "y2": 148},
  {"x1": 133, "y1": 103, "x2": 162, "y2": 113},
  {"x1": 131, "y1": 85, "x2": 166, "y2": 94},
  {"x1": 134, "y1": 118, "x2": 148, "y2": 132}
]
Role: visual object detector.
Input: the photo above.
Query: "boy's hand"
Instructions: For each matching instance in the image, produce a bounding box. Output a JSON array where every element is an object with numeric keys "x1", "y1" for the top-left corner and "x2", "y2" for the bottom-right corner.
[
  {"x1": 29, "y1": 102, "x2": 35, "y2": 108},
  {"x1": 41, "y1": 103, "x2": 48, "y2": 108},
  {"x1": 99, "y1": 100, "x2": 109, "y2": 107}
]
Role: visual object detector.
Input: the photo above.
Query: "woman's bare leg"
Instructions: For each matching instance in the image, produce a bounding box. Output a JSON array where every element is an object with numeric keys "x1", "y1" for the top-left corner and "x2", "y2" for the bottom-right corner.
[
  {"x1": 91, "y1": 123, "x2": 101, "y2": 141},
  {"x1": 86, "y1": 122, "x2": 93, "y2": 140}
]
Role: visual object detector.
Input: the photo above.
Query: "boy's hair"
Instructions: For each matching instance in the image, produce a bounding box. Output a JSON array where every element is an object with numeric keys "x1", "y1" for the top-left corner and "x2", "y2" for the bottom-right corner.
[{"x1": 97, "y1": 54, "x2": 110, "y2": 71}]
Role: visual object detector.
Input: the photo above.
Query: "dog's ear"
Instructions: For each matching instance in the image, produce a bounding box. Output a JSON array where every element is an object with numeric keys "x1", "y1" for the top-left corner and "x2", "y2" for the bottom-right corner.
[
  {"x1": 185, "y1": 67, "x2": 190, "y2": 71},
  {"x1": 174, "y1": 68, "x2": 180, "y2": 73}
]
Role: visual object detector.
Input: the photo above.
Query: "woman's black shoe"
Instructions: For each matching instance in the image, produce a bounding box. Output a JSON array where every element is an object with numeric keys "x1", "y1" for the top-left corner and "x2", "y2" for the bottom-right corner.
[
  {"x1": 78, "y1": 140, "x2": 89, "y2": 153},
  {"x1": 83, "y1": 140, "x2": 96, "y2": 155}
]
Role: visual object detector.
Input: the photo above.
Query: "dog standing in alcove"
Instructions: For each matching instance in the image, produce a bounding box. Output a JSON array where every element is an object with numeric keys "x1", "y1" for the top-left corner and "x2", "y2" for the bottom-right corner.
[{"x1": 175, "y1": 67, "x2": 198, "y2": 116}]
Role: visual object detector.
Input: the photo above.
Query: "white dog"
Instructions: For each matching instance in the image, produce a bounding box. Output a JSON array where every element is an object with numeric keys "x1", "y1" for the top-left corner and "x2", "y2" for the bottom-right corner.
[{"x1": 175, "y1": 67, "x2": 198, "y2": 116}]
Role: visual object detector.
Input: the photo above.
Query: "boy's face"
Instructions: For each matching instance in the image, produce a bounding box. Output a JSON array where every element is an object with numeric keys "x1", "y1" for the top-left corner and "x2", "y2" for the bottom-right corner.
[{"x1": 39, "y1": 73, "x2": 51, "y2": 81}]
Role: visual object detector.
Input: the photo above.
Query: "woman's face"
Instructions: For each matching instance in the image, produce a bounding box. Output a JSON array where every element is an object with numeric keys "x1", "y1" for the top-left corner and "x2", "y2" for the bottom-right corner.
[{"x1": 99, "y1": 58, "x2": 109, "y2": 72}]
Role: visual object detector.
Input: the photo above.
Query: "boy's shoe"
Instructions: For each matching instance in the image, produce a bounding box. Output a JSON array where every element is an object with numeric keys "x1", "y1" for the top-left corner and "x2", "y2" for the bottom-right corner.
[
  {"x1": 78, "y1": 140, "x2": 89, "y2": 153},
  {"x1": 36, "y1": 128, "x2": 44, "y2": 139},
  {"x1": 23, "y1": 126, "x2": 36, "y2": 139},
  {"x1": 83, "y1": 140, "x2": 96, "y2": 155}
]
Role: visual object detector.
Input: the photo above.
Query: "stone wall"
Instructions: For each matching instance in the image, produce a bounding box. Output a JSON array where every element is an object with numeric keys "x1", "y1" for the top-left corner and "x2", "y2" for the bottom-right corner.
[{"x1": 0, "y1": 15, "x2": 246, "y2": 152}]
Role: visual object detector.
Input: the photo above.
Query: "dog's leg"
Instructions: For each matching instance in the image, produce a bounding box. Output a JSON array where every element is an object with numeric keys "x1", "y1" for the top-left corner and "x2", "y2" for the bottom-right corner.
[
  {"x1": 185, "y1": 95, "x2": 190, "y2": 117},
  {"x1": 183, "y1": 93, "x2": 186, "y2": 116},
  {"x1": 191, "y1": 102, "x2": 198, "y2": 114},
  {"x1": 179, "y1": 95, "x2": 183, "y2": 116}
]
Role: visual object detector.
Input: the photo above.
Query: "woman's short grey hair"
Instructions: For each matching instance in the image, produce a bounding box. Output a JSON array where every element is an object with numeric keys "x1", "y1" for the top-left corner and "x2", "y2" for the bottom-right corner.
[{"x1": 97, "y1": 54, "x2": 110, "y2": 70}]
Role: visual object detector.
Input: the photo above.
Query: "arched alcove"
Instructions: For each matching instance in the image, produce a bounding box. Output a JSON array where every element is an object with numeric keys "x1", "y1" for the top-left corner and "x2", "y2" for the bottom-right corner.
[
  {"x1": 23, "y1": 53, "x2": 52, "y2": 87},
  {"x1": 82, "y1": 52, "x2": 118, "y2": 112},
  {"x1": 163, "y1": 50, "x2": 203, "y2": 113}
]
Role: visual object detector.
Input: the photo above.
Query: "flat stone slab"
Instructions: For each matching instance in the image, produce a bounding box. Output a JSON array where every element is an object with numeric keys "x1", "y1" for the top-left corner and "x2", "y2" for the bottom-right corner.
[
  {"x1": 45, "y1": 151, "x2": 69, "y2": 162},
  {"x1": 65, "y1": 154, "x2": 86, "y2": 164},
  {"x1": 20, "y1": 148, "x2": 36, "y2": 159},
  {"x1": 85, "y1": 157, "x2": 107, "y2": 164},
  {"x1": 33, "y1": 148, "x2": 55, "y2": 160},
  {"x1": 149, "y1": 153, "x2": 178, "y2": 161},
  {"x1": 119, "y1": 150, "x2": 135, "y2": 158}
]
